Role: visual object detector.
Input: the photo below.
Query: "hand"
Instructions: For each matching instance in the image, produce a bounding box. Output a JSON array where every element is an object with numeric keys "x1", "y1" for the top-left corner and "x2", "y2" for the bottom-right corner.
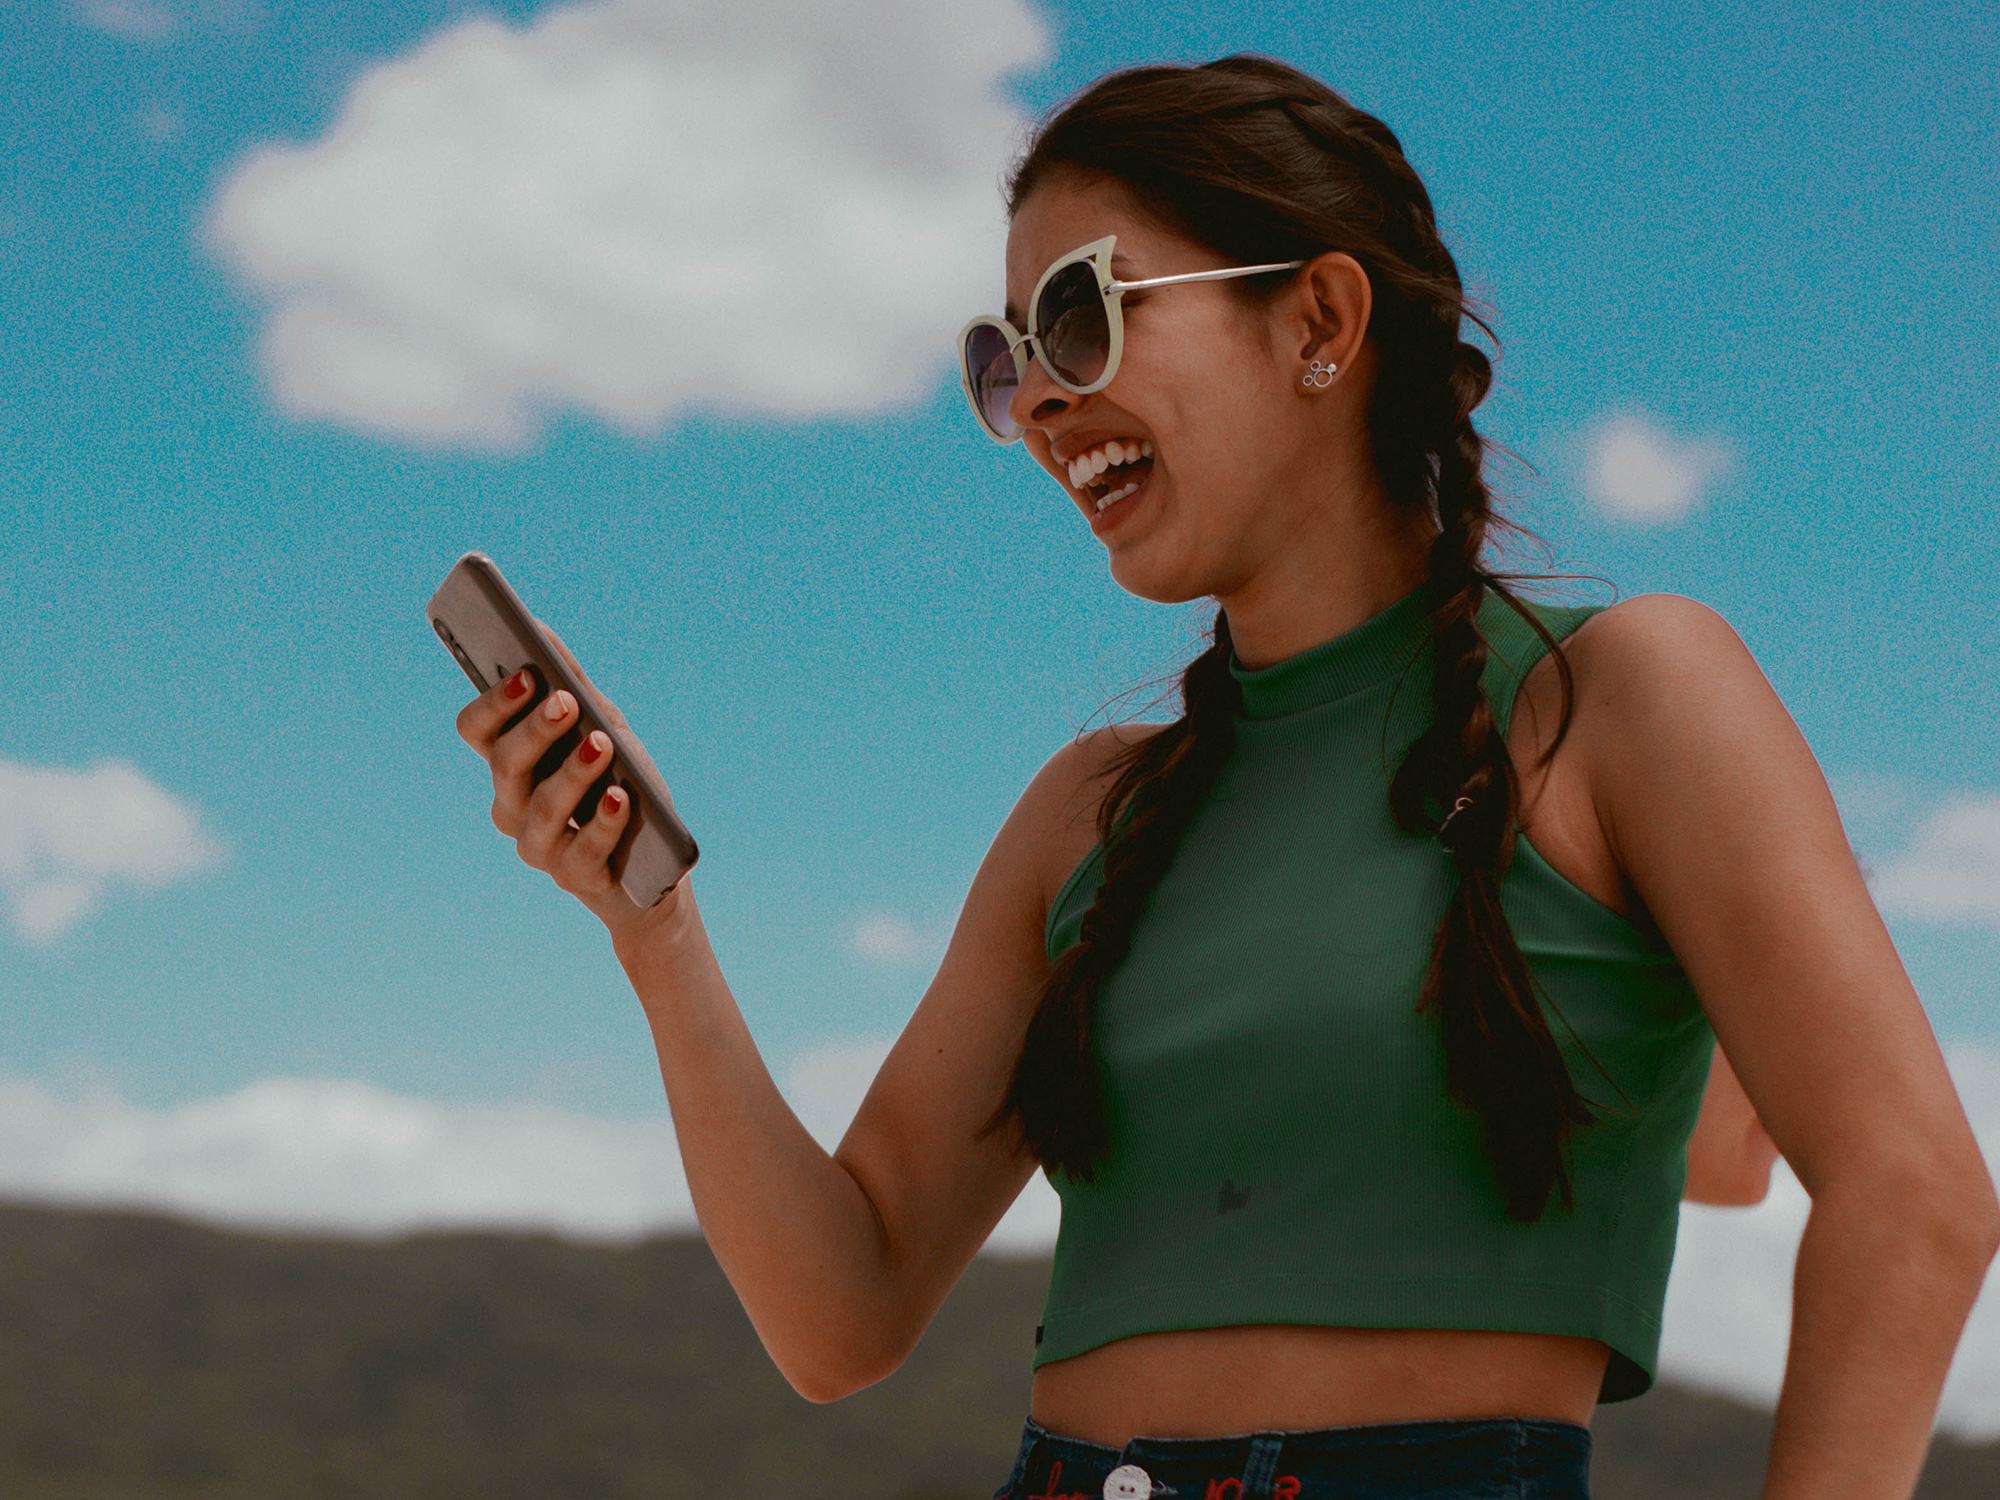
[
  {"x1": 455, "y1": 659, "x2": 686, "y2": 942},
  {"x1": 540, "y1": 625, "x2": 670, "y2": 792}
]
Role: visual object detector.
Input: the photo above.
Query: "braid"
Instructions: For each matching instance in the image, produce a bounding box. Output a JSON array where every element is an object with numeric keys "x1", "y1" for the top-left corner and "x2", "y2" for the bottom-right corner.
[
  {"x1": 1386, "y1": 327, "x2": 1599, "y2": 1221},
  {"x1": 990, "y1": 611, "x2": 1241, "y2": 1180}
]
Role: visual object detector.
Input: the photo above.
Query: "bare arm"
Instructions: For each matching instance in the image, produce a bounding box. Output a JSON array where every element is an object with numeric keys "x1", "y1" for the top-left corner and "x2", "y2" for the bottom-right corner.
[
  {"x1": 1580, "y1": 596, "x2": 1998, "y2": 1500},
  {"x1": 456, "y1": 661, "x2": 1117, "y2": 1399}
]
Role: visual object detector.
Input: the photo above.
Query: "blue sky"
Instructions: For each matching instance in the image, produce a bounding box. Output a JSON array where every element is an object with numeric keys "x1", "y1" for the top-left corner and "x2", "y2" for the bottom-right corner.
[{"x1": 4, "y1": 0, "x2": 1998, "y2": 1133}]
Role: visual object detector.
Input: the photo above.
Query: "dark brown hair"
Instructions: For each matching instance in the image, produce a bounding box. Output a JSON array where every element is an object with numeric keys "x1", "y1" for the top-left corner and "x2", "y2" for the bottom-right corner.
[{"x1": 990, "y1": 56, "x2": 1596, "y2": 1222}]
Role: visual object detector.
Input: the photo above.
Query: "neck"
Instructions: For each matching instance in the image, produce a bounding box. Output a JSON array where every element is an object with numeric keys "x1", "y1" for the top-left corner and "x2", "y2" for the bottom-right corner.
[{"x1": 1217, "y1": 474, "x2": 1436, "y2": 671}]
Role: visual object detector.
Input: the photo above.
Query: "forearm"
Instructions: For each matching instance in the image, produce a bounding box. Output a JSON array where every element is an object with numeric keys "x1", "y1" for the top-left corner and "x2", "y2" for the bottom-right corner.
[
  {"x1": 611, "y1": 885, "x2": 910, "y2": 1397},
  {"x1": 1762, "y1": 1178, "x2": 1998, "y2": 1500}
]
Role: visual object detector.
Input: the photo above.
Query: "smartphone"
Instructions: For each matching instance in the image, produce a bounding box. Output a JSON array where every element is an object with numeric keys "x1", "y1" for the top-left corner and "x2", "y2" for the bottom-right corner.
[{"x1": 425, "y1": 553, "x2": 699, "y2": 906}]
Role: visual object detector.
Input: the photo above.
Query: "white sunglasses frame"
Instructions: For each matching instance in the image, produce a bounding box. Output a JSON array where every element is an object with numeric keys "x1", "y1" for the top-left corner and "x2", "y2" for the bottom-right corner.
[{"x1": 957, "y1": 235, "x2": 1307, "y2": 444}]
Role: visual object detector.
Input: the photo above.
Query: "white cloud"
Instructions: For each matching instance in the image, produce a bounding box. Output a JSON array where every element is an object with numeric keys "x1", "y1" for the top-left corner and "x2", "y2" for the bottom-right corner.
[
  {"x1": 0, "y1": 1076, "x2": 694, "y2": 1239},
  {"x1": 851, "y1": 909, "x2": 939, "y2": 967},
  {"x1": 1659, "y1": 1046, "x2": 2000, "y2": 1438},
  {"x1": 13, "y1": 880, "x2": 98, "y2": 942},
  {"x1": 785, "y1": 1036, "x2": 898, "y2": 1150},
  {"x1": 0, "y1": 758, "x2": 224, "y2": 943},
  {"x1": 1582, "y1": 412, "x2": 1734, "y2": 523},
  {"x1": 133, "y1": 103, "x2": 183, "y2": 145},
  {"x1": 204, "y1": 0, "x2": 1043, "y2": 448},
  {"x1": 780, "y1": 1037, "x2": 1059, "y2": 1252},
  {"x1": 0, "y1": 1037, "x2": 1058, "y2": 1251},
  {"x1": 73, "y1": 0, "x2": 177, "y2": 39},
  {"x1": 1869, "y1": 794, "x2": 2000, "y2": 925},
  {"x1": 71, "y1": 0, "x2": 262, "y2": 38}
]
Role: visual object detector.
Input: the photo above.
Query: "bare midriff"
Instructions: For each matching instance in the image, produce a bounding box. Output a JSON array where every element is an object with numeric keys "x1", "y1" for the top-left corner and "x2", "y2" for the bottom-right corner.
[{"x1": 1028, "y1": 1325, "x2": 1611, "y2": 1447}]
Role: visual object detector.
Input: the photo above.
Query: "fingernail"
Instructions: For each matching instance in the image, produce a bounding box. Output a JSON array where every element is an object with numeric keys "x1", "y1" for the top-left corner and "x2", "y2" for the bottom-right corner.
[
  {"x1": 542, "y1": 691, "x2": 571, "y2": 723},
  {"x1": 602, "y1": 786, "x2": 626, "y2": 816},
  {"x1": 504, "y1": 670, "x2": 530, "y2": 699},
  {"x1": 579, "y1": 731, "x2": 606, "y2": 766}
]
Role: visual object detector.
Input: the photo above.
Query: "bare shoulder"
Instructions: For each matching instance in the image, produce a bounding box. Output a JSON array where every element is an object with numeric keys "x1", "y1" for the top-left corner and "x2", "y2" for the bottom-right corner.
[
  {"x1": 1515, "y1": 592, "x2": 1770, "y2": 761},
  {"x1": 1541, "y1": 594, "x2": 1799, "y2": 813},
  {"x1": 935, "y1": 719, "x2": 1170, "y2": 982},
  {"x1": 1521, "y1": 589, "x2": 1850, "y2": 962},
  {"x1": 1508, "y1": 593, "x2": 1774, "y2": 923},
  {"x1": 1562, "y1": 591, "x2": 1759, "y2": 694}
]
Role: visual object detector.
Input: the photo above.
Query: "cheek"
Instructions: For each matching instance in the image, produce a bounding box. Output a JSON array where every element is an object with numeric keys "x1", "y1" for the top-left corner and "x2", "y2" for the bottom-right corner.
[{"x1": 1127, "y1": 318, "x2": 1276, "y2": 449}]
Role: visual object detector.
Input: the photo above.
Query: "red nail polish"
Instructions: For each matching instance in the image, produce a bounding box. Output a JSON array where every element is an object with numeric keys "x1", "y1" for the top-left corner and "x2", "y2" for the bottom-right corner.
[
  {"x1": 602, "y1": 787, "x2": 625, "y2": 815},
  {"x1": 579, "y1": 733, "x2": 603, "y2": 766},
  {"x1": 504, "y1": 670, "x2": 529, "y2": 699}
]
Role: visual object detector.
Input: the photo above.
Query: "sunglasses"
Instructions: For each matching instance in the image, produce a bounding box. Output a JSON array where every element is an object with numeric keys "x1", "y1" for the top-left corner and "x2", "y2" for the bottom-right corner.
[{"x1": 957, "y1": 235, "x2": 1306, "y2": 444}]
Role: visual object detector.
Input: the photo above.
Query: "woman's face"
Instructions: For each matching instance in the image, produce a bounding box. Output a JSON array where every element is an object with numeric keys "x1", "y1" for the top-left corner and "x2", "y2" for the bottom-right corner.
[{"x1": 1004, "y1": 172, "x2": 1335, "y2": 606}]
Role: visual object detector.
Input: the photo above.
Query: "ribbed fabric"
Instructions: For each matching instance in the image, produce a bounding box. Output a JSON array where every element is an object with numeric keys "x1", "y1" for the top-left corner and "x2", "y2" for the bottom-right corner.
[{"x1": 1039, "y1": 584, "x2": 1712, "y2": 1403}]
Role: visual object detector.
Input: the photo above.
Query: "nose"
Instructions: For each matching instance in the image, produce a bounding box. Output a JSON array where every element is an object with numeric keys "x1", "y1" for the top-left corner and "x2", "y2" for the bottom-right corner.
[{"x1": 1007, "y1": 344, "x2": 1073, "y2": 433}]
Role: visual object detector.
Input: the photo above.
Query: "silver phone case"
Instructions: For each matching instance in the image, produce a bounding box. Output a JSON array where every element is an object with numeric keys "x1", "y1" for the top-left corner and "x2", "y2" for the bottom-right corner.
[{"x1": 425, "y1": 553, "x2": 699, "y2": 906}]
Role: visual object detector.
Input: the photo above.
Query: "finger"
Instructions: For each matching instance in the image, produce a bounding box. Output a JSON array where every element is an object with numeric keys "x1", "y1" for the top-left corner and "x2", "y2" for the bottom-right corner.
[
  {"x1": 541, "y1": 625, "x2": 634, "y2": 734},
  {"x1": 554, "y1": 783, "x2": 634, "y2": 897},
  {"x1": 489, "y1": 687, "x2": 581, "y2": 835},
  {"x1": 517, "y1": 727, "x2": 615, "y2": 869},
  {"x1": 456, "y1": 667, "x2": 538, "y2": 755}
]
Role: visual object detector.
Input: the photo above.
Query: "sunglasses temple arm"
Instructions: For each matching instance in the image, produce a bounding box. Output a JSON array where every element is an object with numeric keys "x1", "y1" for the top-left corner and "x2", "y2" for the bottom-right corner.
[{"x1": 1104, "y1": 260, "x2": 1307, "y2": 295}]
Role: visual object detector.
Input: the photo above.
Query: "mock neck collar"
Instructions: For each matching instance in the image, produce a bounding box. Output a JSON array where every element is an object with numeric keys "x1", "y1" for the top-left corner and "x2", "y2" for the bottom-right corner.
[{"x1": 1229, "y1": 584, "x2": 1433, "y2": 721}]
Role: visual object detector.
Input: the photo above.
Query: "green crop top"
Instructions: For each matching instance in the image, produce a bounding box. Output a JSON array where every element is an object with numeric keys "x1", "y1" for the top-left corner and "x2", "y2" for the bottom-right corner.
[{"x1": 1037, "y1": 583, "x2": 1713, "y2": 1403}]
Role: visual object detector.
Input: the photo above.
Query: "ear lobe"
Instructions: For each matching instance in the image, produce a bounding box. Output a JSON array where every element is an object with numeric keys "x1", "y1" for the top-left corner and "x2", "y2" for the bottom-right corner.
[{"x1": 1295, "y1": 250, "x2": 1372, "y2": 380}]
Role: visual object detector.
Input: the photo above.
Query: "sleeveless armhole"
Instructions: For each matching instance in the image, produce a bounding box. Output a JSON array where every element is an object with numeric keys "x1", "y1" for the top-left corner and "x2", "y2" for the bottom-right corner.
[
  {"x1": 1476, "y1": 593, "x2": 1670, "y2": 946},
  {"x1": 1478, "y1": 596, "x2": 1605, "y2": 740}
]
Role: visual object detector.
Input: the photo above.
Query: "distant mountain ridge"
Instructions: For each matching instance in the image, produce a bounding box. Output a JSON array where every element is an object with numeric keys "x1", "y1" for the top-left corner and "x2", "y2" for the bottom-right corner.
[{"x1": 0, "y1": 1203, "x2": 1989, "y2": 1499}]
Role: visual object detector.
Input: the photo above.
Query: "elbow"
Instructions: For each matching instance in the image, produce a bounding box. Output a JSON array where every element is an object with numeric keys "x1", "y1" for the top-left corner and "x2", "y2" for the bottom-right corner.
[
  {"x1": 771, "y1": 1322, "x2": 920, "y2": 1405},
  {"x1": 1861, "y1": 1154, "x2": 2000, "y2": 1280},
  {"x1": 1684, "y1": 1121, "x2": 1783, "y2": 1208},
  {"x1": 1691, "y1": 1145, "x2": 1780, "y2": 1208},
  {"x1": 783, "y1": 1357, "x2": 887, "y2": 1406},
  {"x1": 785, "y1": 1367, "x2": 867, "y2": 1406},
  {"x1": 1964, "y1": 1174, "x2": 2000, "y2": 1270},
  {"x1": 1801, "y1": 1138, "x2": 2000, "y2": 1294},
  {"x1": 1918, "y1": 1157, "x2": 2000, "y2": 1272}
]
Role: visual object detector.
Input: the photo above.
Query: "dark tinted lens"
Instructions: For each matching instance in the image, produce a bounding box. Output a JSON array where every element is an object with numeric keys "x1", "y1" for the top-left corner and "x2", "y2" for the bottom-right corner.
[
  {"x1": 1033, "y1": 261, "x2": 1110, "y2": 387},
  {"x1": 963, "y1": 323, "x2": 1019, "y2": 438}
]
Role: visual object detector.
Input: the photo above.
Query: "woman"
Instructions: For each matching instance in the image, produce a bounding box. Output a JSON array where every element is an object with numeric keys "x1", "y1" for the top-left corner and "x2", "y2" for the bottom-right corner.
[{"x1": 456, "y1": 57, "x2": 1996, "y2": 1500}]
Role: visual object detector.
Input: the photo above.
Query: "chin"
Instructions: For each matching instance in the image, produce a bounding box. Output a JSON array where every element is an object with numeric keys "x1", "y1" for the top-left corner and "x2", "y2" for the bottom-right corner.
[{"x1": 1106, "y1": 550, "x2": 1209, "y2": 608}]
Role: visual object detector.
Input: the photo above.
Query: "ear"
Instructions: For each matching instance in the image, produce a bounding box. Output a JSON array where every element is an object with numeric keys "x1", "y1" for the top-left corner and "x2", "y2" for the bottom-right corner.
[{"x1": 1286, "y1": 251, "x2": 1371, "y2": 388}]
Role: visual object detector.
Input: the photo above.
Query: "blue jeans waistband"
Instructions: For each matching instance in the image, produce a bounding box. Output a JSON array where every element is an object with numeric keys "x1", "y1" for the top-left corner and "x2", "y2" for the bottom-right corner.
[{"x1": 993, "y1": 1414, "x2": 1592, "y2": 1500}]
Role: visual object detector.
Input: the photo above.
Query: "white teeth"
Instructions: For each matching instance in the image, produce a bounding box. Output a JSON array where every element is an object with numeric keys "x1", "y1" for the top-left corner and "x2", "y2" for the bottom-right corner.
[
  {"x1": 1065, "y1": 439, "x2": 1155, "y2": 493},
  {"x1": 1095, "y1": 479, "x2": 1141, "y2": 512}
]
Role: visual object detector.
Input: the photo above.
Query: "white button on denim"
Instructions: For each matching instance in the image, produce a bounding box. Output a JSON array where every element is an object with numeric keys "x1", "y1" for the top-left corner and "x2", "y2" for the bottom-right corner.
[{"x1": 1103, "y1": 1463, "x2": 1152, "y2": 1500}]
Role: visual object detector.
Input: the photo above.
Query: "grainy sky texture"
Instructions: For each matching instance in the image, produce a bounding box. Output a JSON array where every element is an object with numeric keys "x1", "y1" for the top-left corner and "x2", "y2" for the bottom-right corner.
[{"x1": 3, "y1": 0, "x2": 1998, "y2": 1432}]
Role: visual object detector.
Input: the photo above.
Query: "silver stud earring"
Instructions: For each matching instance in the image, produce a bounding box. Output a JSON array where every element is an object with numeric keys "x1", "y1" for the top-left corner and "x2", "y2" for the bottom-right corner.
[{"x1": 1303, "y1": 359, "x2": 1336, "y2": 389}]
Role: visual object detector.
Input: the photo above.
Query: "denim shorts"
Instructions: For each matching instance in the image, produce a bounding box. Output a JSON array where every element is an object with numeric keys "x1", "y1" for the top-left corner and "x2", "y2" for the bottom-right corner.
[{"x1": 991, "y1": 1415, "x2": 1592, "y2": 1500}]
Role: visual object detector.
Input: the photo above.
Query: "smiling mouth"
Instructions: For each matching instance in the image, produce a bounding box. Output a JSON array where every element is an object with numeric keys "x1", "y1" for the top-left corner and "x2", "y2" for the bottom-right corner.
[{"x1": 1065, "y1": 439, "x2": 1155, "y2": 512}]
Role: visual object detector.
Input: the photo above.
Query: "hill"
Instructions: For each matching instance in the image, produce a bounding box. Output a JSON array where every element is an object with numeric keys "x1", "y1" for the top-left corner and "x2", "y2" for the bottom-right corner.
[{"x1": 0, "y1": 1203, "x2": 1989, "y2": 1498}]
